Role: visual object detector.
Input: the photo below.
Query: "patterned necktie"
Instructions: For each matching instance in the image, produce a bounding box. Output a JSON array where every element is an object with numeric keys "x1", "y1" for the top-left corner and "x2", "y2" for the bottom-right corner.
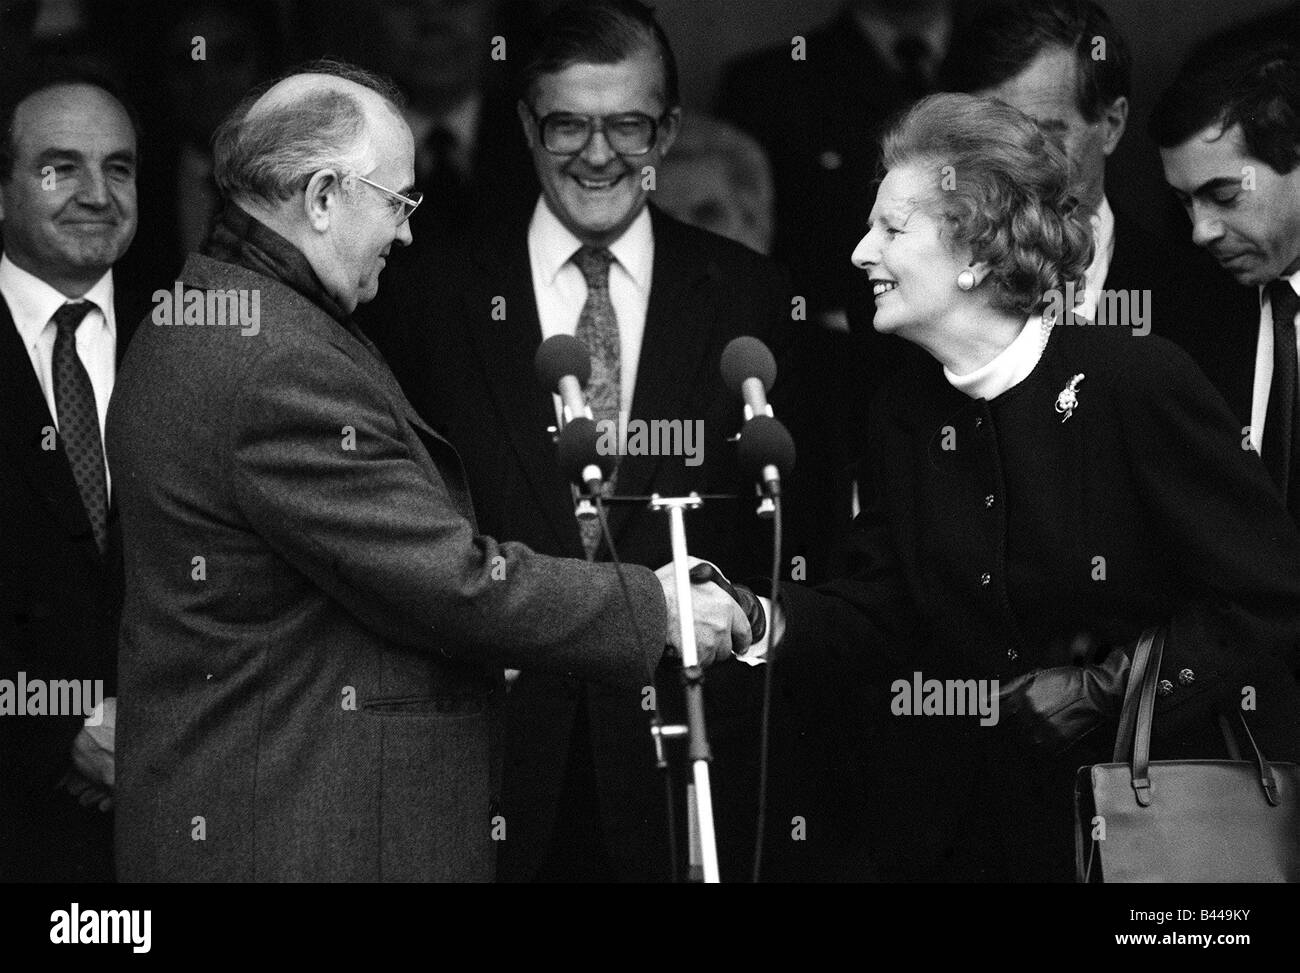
[
  {"x1": 1264, "y1": 281, "x2": 1300, "y2": 515},
  {"x1": 572, "y1": 245, "x2": 620, "y2": 557},
  {"x1": 51, "y1": 301, "x2": 108, "y2": 554}
]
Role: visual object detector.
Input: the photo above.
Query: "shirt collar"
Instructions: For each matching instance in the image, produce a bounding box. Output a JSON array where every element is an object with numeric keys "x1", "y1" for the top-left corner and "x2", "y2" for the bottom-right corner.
[
  {"x1": 527, "y1": 196, "x2": 654, "y2": 291},
  {"x1": 0, "y1": 254, "x2": 115, "y2": 348},
  {"x1": 945, "y1": 314, "x2": 1046, "y2": 400},
  {"x1": 1077, "y1": 196, "x2": 1116, "y2": 320},
  {"x1": 1262, "y1": 267, "x2": 1300, "y2": 305}
]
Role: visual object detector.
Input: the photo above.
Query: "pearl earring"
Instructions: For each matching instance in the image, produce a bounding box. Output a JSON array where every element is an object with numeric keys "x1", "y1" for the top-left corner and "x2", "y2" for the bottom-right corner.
[{"x1": 957, "y1": 269, "x2": 976, "y2": 291}]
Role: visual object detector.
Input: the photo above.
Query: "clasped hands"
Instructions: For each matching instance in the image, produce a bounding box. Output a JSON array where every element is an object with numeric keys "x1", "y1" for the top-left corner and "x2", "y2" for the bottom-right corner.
[{"x1": 655, "y1": 557, "x2": 766, "y2": 667}]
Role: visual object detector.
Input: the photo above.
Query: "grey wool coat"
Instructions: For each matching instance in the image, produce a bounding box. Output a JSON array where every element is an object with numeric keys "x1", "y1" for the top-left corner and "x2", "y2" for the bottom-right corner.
[{"x1": 107, "y1": 236, "x2": 666, "y2": 882}]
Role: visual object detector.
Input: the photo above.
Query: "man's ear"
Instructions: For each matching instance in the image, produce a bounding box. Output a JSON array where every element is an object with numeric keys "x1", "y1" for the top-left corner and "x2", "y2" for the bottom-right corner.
[
  {"x1": 303, "y1": 168, "x2": 341, "y2": 232},
  {"x1": 655, "y1": 106, "x2": 682, "y2": 160},
  {"x1": 1100, "y1": 95, "x2": 1128, "y2": 157},
  {"x1": 516, "y1": 99, "x2": 537, "y2": 150}
]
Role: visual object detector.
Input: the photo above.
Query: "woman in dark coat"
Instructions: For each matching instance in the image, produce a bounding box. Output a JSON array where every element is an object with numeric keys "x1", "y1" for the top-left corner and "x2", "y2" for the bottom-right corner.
[{"x1": 766, "y1": 93, "x2": 1300, "y2": 881}]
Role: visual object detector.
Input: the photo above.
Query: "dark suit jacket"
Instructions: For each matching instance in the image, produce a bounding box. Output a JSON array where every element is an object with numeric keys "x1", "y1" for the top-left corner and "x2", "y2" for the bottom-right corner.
[
  {"x1": 108, "y1": 251, "x2": 667, "y2": 882},
  {"x1": 0, "y1": 285, "x2": 139, "y2": 882},
  {"x1": 776, "y1": 323, "x2": 1300, "y2": 880},
  {"x1": 358, "y1": 204, "x2": 834, "y2": 881}
]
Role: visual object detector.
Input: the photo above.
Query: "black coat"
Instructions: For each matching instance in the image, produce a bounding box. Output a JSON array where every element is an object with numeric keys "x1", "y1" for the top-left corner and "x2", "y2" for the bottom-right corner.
[
  {"x1": 775, "y1": 322, "x2": 1300, "y2": 881},
  {"x1": 0, "y1": 287, "x2": 141, "y2": 882}
]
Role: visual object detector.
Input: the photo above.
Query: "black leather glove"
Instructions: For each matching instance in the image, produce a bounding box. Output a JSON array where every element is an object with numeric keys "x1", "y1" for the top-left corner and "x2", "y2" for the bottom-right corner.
[
  {"x1": 998, "y1": 647, "x2": 1130, "y2": 753},
  {"x1": 689, "y1": 561, "x2": 766, "y2": 644}
]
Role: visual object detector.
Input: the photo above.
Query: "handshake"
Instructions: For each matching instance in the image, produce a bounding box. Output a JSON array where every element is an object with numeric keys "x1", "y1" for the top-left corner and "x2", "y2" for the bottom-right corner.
[{"x1": 654, "y1": 558, "x2": 768, "y2": 667}]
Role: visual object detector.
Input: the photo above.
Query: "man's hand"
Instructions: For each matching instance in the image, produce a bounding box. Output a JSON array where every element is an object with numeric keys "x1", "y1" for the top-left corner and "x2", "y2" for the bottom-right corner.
[
  {"x1": 59, "y1": 768, "x2": 114, "y2": 812},
  {"x1": 655, "y1": 558, "x2": 748, "y2": 666},
  {"x1": 71, "y1": 702, "x2": 115, "y2": 789}
]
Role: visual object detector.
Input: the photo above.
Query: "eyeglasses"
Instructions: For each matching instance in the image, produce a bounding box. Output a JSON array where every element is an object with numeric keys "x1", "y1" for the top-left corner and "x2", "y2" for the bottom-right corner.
[
  {"x1": 525, "y1": 105, "x2": 668, "y2": 156},
  {"x1": 353, "y1": 174, "x2": 423, "y2": 224}
]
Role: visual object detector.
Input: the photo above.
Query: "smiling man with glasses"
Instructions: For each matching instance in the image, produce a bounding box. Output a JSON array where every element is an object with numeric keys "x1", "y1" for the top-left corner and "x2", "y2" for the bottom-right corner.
[{"x1": 364, "y1": 0, "x2": 807, "y2": 884}]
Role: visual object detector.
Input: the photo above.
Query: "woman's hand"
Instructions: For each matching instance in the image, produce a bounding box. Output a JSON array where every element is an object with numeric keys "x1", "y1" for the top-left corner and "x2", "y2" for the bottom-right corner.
[{"x1": 998, "y1": 648, "x2": 1131, "y2": 752}]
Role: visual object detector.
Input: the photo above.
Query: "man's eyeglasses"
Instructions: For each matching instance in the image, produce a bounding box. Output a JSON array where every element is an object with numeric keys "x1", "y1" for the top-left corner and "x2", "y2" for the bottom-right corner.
[
  {"x1": 525, "y1": 106, "x2": 668, "y2": 156},
  {"x1": 354, "y1": 174, "x2": 423, "y2": 224}
]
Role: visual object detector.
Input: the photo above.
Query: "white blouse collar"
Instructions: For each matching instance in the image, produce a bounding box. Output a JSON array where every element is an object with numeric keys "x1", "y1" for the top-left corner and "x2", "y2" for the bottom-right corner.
[{"x1": 944, "y1": 314, "x2": 1046, "y2": 400}]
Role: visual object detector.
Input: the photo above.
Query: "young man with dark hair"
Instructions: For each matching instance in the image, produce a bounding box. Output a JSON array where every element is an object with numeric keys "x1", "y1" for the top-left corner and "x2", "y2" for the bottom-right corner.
[{"x1": 1154, "y1": 37, "x2": 1300, "y2": 520}]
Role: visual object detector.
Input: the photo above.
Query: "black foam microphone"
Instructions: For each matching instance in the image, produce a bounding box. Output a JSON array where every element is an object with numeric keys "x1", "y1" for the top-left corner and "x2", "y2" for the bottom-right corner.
[
  {"x1": 535, "y1": 335, "x2": 611, "y2": 495},
  {"x1": 720, "y1": 337, "x2": 795, "y2": 499},
  {"x1": 535, "y1": 334, "x2": 593, "y2": 424}
]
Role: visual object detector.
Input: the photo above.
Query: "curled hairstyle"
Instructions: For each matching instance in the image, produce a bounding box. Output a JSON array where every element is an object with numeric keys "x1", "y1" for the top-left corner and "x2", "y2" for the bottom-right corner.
[
  {"x1": 880, "y1": 93, "x2": 1094, "y2": 317},
  {"x1": 1150, "y1": 37, "x2": 1299, "y2": 175},
  {"x1": 212, "y1": 58, "x2": 406, "y2": 204}
]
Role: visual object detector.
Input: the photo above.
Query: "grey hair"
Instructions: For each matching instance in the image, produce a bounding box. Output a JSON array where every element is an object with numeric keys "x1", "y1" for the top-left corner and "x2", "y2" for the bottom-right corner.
[{"x1": 212, "y1": 59, "x2": 405, "y2": 204}]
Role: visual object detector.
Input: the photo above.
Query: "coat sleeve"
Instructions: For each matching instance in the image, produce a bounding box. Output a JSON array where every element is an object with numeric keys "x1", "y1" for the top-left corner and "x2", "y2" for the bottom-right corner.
[
  {"x1": 227, "y1": 340, "x2": 665, "y2": 688},
  {"x1": 769, "y1": 389, "x2": 921, "y2": 686},
  {"x1": 1117, "y1": 337, "x2": 1300, "y2": 732}
]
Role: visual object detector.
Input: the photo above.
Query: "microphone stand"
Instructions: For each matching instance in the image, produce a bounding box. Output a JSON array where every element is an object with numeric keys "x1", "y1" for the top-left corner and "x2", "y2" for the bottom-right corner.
[
  {"x1": 586, "y1": 490, "x2": 727, "y2": 883},
  {"x1": 647, "y1": 492, "x2": 720, "y2": 884}
]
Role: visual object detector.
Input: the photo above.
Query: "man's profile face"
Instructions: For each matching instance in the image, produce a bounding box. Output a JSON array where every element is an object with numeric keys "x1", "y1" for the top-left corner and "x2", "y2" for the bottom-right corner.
[
  {"x1": 328, "y1": 108, "x2": 416, "y2": 312},
  {"x1": 519, "y1": 48, "x2": 679, "y2": 247},
  {"x1": 1161, "y1": 123, "x2": 1300, "y2": 286},
  {"x1": 0, "y1": 84, "x2": 138, "y2": 293},
  {"x1": 981, "y1": 44, "x2": 1122, "y2": 215}
]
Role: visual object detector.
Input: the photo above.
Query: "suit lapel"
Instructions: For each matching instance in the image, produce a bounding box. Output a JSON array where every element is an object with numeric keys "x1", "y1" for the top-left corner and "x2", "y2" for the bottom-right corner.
[
  {"x1": 610, "y1": 210, "x2": 714, "y2": 540},
  {"x1": 0, "y1": 296, "x2": 98, "y2": 547},
  {"x1": 464, "y1": 232, "x2": 580, "y2": 550}
]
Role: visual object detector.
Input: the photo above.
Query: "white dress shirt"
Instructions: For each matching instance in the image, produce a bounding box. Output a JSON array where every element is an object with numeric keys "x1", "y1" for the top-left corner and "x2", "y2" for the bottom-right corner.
[
  {"x1": 527, "y1": 196, "x2": 654, "y2": 418},
  {"x1": 0, "y1": 255, "x2": 117, "y2": 495},
  {"x1": 1248, "y1": 268, "x2": 1300, "y2": 454},
  {"x1": 1078, "y1": 196, "x2": 1116, "y2": 321}
]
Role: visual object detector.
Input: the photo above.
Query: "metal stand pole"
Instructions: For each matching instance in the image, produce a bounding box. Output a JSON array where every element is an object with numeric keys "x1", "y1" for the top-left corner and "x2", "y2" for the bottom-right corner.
[{"x1": 650, "y1": 493, "x2": 720, "y2": 884}]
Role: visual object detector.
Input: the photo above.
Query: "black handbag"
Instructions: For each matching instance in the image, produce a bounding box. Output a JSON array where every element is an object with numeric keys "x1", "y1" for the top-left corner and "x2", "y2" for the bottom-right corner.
[{"x1": 1074, "y1": 627, "x2": 1300, "y2": 882}]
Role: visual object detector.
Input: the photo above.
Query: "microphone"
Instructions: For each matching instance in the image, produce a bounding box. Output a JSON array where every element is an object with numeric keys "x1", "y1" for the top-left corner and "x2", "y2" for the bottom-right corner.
[
  {"x1": 535, "y1": 334, "x2": 593, "y2": 424},
  {"x1": 720, "y1": 336, "x2": 778, "y2": 422},
  {"x1": 720, "y1": 337, "x2": 795, "y2": 507},
  {"x1": 534, "y1": 335, "x2": 611, "y2": 498}
]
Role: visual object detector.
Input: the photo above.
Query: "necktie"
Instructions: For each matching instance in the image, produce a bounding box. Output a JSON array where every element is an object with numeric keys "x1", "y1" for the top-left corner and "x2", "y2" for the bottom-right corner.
[
  {"x1": 893, "y1": 35, "x2": 931, "y2": 99},
  {"x1": 1264, "y1": 281, "x2": 1300, "y2": 514},
  {"x1": 572, "y1": 246, "x2": 620, "y2": 557},
  {"x1": 51, "y1": 301, "x2": 108, "y2": 553}
]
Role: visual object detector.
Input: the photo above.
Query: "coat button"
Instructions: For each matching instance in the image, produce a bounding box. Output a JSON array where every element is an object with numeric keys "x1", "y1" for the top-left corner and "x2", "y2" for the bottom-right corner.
[
  {"x1": 1006, "y1": 647, "x2": 1018, "y2": 662},
  {"x1": 984, "y1": 494, "x2": 995, "y2": 508},
  {"x1": 974, "y1": 417, "x2": 984, "y2": 429},
  {"x1": 1158, "y1": 679, "x2": 1175, "y2": 697},
  {"x1": 979, "y1": 572, "x2": 991, "y2": 586},
  {"x1": 1178, "y1": 668, "x2": 1195, "y2": 686}
]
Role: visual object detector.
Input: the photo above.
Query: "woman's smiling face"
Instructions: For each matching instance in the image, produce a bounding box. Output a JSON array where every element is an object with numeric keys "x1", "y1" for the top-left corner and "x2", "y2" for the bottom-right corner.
[{"x1": 852, "y1": 164, "x2": 975, "y2": 346}]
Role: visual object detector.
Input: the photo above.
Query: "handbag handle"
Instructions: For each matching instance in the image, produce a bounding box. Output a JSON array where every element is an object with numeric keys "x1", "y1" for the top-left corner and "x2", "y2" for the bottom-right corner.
[{"x1": 1114, "y1": 626, "x2": 1281, "y2": 808}]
